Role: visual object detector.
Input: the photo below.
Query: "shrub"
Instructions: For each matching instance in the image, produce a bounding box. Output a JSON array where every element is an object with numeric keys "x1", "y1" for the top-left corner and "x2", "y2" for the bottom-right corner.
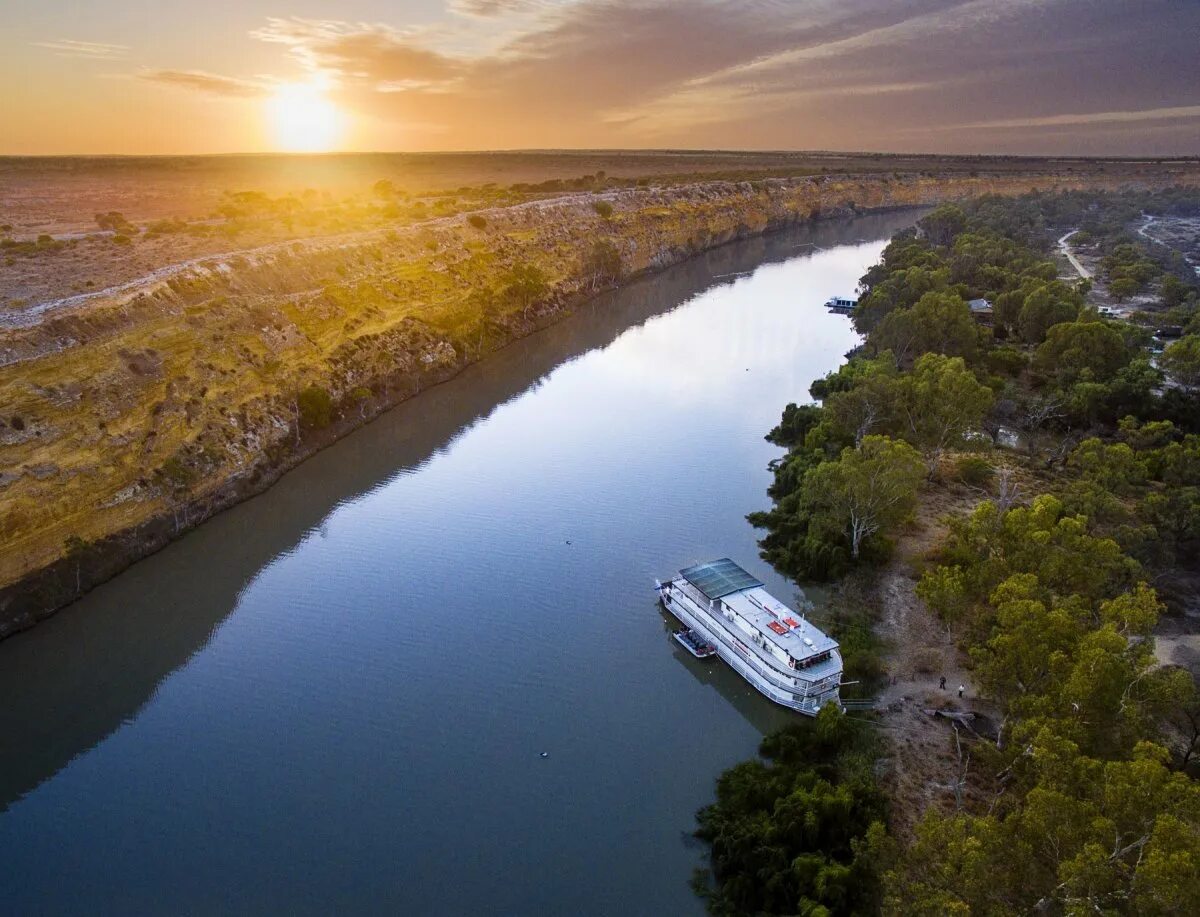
[
  {"x1": 158, "y1": 456, "x2": 196, "y2": 487},
  {"x1": 297, "y1": 386, "x2": 334, "y2": 429},
  {"x1": 592, "y1": 200, "x2": 614, "y2": 219},
  {"x1": 467, "y1": 214, "x2": 487, "y2": 229},
  {"x1": 954, "y1": 455, "x2": 994, "y2": 487}
]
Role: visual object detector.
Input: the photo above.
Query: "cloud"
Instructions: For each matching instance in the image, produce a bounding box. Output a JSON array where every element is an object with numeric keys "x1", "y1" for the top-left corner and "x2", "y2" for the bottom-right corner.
[
  {"x1": 136, "y1": 69, "x2": 268, "y2": 98},
  {"x1": 226, "y1": 0, "x2": 1200, "y2": 154},
  {"x1": 252, "y1": 18, "x2": 460, "y2": 85},
  {"x1": 33, "y1": 39, "x2": 127, "y2": 59},
  {"x1": 953, "y1": 106, "x2": 1200, "y2": 131},
  {"x1": 448, "y1": 0, "x2": 550, "y2": 16}
]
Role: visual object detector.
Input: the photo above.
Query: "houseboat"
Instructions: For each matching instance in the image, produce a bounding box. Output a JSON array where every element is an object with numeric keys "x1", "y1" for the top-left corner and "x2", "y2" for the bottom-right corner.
[
  {"x1": 656, "y1": 558, "x2": 842, "y2": 715},
  {"x1": 824, "y1": 295, "x2": 857, "y2": 314}
]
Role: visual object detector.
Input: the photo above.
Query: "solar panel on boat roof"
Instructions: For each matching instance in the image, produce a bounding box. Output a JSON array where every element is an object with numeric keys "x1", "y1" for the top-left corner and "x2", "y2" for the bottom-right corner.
[{"x1": 679, "y1": 558, "x2": 763, "y2": 600}]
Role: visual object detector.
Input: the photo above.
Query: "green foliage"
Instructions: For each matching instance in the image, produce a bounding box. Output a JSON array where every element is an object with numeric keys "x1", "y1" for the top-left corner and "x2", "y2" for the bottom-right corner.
[
  {"x1": 157, "y1": 455, "x2": 196, "y2": 488},
  {"x1": 1033, "y1": 320, "x2": 1132, "y2": 386},
  {"x1": 696, "y1": 707, "x2": 889, "y2": 916},
  {"x1": 740, "y1": 187, "x2": 1200, "y2": 917},
  {"x1": 954, "y1": 455, "x2": 994, "y2": 487},
  {"x1": 871, "y1": 291, "x2": 980, "y2": 365},
  {"x1": 467, "y1": 214, "x2": 487, "y2": 229},
  {"x1": 1161, "y1": 334, "x2": 1200, "y2": 390},
  {"x1": 63, "y1": 534, "x2": 89, "y2": 557},
  {"x1": 901, "y1": 480, "x2": 1200, "y2": 910},
  {"x1": 591, "y1": 200, "x2": 614, "y2": 219},
  {"x1": 501, "y1": 263, "x2": 550, "y2": 314},
  {"x1": 765, "y1": 402, "x2": 825, "y2": 448},
  {"x1": 920, "y1": 204, "x2": 967, "y2": 248},
  {"x1": 752, "y1": 433, "x2": 923, "y2": 581},
  {"x1": 94, "y1": 211, "x2": 133, "y2": 233},
  {"x1": 887, "y1": 738, "x2": 1200, "y2": 915},
  {"x1": 896, "y1": 353, "x2": 994, "y2": 473},
  {"x1": 297, "y1": 385, "x2": 334, "y2": 429},
  {"x1": 581, "y1": 238, "x2": 622, "y2": 289},
  {"x1": 1018, "y1": 283, "x2": 1081, "y2": 343}
]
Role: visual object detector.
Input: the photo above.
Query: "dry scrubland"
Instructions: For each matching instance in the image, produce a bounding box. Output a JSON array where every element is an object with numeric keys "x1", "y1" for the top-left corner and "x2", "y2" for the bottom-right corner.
[{"x1": 1, "y1": 152, "x2": 1198, "y2": 633}]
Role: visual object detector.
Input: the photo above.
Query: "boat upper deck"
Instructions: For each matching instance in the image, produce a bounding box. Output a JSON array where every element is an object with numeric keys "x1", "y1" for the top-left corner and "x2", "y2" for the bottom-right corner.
[{"x1": 674, "y1": 559, "x2": 840, "y2": 679}]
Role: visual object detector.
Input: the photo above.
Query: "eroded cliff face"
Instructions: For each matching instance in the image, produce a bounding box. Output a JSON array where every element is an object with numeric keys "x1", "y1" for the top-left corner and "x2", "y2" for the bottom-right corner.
[{"x1": 0, "y1": 170, "x2": 1193, "y2": 633}]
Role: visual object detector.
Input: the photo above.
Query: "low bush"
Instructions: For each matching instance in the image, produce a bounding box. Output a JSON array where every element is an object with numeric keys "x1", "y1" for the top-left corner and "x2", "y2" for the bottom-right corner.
[
  {"x1": 954, "y1": 454, "x2": 994, "y2": 487},
  {"x1": 297, "y1": 386, "x2": 334, "y2": 429}
]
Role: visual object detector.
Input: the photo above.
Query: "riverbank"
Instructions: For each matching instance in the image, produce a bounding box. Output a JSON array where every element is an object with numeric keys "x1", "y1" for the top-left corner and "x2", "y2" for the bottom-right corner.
[
  {"x1": 705, "y1": 190, "x2": 1200, "y2": 914},
  {"x1": 1, "y1": 168, "x2": 1193, "y2": 637}
]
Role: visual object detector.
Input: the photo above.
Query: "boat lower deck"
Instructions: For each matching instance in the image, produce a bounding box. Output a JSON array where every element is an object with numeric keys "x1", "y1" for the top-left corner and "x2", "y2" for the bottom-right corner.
[{"x1": 658, "y1": 579, "x2": 840, "y2": 715}]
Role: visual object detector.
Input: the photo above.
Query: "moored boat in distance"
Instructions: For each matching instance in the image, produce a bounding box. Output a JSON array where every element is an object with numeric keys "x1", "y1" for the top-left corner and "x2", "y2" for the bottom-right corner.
[
  {"x1": 673, "y1": 628, "x2": 718, "y2": 659},
  {"x1": 656, "y1": 558, "x2": 842, "y2": 715},
  {"x1": 824, "y1": 295, "x2": 857, "y2": 314}
]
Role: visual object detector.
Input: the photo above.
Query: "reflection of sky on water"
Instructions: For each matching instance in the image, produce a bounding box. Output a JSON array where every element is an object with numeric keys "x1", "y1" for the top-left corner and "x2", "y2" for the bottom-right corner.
[{"x1": 0, "y1": 219, "x2": 906, "y2": 917}]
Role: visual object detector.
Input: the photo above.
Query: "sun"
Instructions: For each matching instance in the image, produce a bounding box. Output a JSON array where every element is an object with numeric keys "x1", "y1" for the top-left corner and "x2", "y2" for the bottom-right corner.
[{"x1": 267, "y1": 83, "x2": 343, "y2": 153}]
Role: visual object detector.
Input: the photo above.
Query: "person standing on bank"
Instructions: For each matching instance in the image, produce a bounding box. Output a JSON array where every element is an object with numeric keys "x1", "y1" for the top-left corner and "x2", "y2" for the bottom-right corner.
[{"x1": 958, "y1": 684, "x2": 965, "y2": 698}]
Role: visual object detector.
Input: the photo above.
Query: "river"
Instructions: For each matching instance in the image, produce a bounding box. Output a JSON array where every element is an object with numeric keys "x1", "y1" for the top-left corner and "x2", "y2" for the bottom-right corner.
[{"x1": 0, "y1": 210, "x2": 918, "y2": 915}]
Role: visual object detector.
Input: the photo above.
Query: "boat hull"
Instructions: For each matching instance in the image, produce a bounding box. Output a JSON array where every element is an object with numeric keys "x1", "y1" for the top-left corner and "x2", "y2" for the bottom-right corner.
[{"x1": 659, "y1": 587, "x2": 837, "y2": 715}]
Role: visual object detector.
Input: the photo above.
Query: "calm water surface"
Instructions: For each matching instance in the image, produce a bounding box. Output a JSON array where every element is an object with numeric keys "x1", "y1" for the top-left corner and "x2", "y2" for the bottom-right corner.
[{"x1": 0, "y1": 211, "x2": 917, "y2": 915}]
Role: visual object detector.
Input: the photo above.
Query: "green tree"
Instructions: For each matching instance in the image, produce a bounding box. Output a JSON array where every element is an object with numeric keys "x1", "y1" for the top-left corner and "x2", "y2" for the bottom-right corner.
[
  {"x1": 1108, "y1": 276, "x2": 1139, "y2": 302},
  {"x1": 872, "y1": 292, "x2": 979, "y2": 365},
  {"x1": 1034, "y1": 320, "x2": 1131, "y2": 385},
  {"x1": 581, "y1": 238, "x2": 622, "y2": 291},
  {"x1": 1161, "y1": 334, "x2": 1200, "y2": 391},
  {"x1": 502, "y1": 263, "x2": 550, "y2": 317},
  {"x1": 823, "y1": 356, "x2": 902, "y2": 446},
  {"x1": 802, "y1": 436, "x2": 924, "y2": 560},
  {"x1": 1018, "y1": 284, "x2": 1079, "y2": 344},
  {"x1": 920, "y1": 204, "x2": 967, "y2": 248},
  {"x1": 898, "y1": 353, "x2": 994, "y2": 474},
  {"x1": 697, "y1": 708, "x2": 888, "y2": 917}
]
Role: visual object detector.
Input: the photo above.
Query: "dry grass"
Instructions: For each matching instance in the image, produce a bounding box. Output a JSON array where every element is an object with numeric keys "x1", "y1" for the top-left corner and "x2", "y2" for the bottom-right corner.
[{"x1": 2, "y1": 165, "x2": 1197, "y2": 596}]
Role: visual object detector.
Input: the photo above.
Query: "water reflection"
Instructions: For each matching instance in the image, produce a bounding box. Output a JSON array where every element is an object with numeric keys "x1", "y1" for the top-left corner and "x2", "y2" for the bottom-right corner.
[{"x1": 0, "y1": 209, "x2": 919, "y2": 915}]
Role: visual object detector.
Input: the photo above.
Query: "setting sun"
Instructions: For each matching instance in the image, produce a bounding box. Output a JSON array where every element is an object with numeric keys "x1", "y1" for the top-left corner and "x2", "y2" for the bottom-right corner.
[{"x1": 267, "y1": 82, "x2": 343, "y2": 152}]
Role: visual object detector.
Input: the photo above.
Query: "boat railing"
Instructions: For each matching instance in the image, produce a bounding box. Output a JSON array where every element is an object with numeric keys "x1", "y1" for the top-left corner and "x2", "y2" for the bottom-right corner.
[{"x1": 668, "y1": 580, "x2": 837, "y2": 688}]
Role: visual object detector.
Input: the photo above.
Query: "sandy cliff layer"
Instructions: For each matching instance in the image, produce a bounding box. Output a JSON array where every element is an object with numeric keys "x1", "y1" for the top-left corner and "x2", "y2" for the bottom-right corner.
[{"x1": 2, "y1": 167, "x2": 1196, "y2": 636}]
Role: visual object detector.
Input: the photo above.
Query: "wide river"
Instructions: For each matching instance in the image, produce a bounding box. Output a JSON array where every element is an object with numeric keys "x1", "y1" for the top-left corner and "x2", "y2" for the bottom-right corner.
[{"x1": 0, "y1": 210, "x2": 917, "y2": 915}]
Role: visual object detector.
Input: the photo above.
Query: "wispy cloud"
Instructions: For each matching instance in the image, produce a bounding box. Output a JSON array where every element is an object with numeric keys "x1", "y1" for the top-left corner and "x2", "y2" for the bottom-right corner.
[
  {"x1": 251, "y1": 18, "x2": 462, "y2": 85},
  {"x1": 954, "y1": 105, "x2": 1200, "y2": 131},
  {"x1": 448, "y1": 0, "x2": 554, "y2": 17},
  {"x1": 33, "y1": 39, "x2": 128, "y2": 59},
  {"x1": 136, "y1": 69, "x2": 268, "y2": 98}
]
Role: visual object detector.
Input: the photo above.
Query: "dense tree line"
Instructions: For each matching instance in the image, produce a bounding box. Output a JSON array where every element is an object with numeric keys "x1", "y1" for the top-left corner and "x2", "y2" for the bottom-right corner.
[
  {"x1": 700, "y1": 191, "x2": 1200, "y2": 915},
  {"x1": 694, "y1": 708, "x2": 888, "y2": 916}
]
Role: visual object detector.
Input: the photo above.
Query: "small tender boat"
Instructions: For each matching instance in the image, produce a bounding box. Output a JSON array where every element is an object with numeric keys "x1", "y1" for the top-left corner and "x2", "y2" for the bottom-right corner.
[{"x1": 673, "y1": 628, "x2": 717, "y2": 659}]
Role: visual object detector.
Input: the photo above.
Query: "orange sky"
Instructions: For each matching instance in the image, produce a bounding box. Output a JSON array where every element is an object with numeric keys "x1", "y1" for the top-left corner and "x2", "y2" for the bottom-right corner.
[{"x1": 4, "y1": 1, "x2": 1199, "y2": 156}]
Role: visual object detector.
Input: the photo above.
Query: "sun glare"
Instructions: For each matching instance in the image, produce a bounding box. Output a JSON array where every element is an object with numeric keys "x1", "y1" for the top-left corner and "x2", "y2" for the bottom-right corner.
[{"x1": 267, "y1": 83, "x2": 343, "y2": 153}]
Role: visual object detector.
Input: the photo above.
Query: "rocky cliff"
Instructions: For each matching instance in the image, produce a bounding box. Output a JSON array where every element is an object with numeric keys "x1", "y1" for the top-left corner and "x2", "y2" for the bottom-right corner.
[{"x1": 2, "y1": 168, "x2": 1196, "y2": 635}]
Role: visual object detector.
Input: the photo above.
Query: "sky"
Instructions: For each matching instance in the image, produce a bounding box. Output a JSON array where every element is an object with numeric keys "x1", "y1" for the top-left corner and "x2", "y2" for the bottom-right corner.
[{"x1": 3, "y1": 0, "x2": 1199, "y2": 156}]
